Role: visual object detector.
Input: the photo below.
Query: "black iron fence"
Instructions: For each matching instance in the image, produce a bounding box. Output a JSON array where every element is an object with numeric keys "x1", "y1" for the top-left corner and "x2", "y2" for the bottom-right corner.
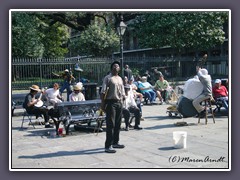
[
  {"x1": 12, "y1": 57, "x2": 112, "y2": 90},
  {"x1": 11, "y1": 56, "x2": 228, "y2": 90}
]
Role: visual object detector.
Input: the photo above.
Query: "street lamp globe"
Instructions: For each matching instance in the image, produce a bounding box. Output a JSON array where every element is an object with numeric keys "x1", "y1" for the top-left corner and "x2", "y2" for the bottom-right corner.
[{"x1": 117, "y1": 21, "x2": 127, "y2": 36}]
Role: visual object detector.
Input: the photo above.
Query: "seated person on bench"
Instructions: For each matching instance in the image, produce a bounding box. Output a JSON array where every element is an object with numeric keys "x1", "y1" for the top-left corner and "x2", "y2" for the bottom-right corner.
[
  {"x1": 44, "y1": 83, "x2": 63, "y2": 106},
  {"x1": 122, "y1": 84, "x2": 143, "y2": 131},
  {"x1": 212, "y1": 79, "x2": 228, "y2": 111},
  {"x1": 23, "y1": 85, "x2": 53, "y2": 128},
  {"x1": 69, "y1": 84, "x2": 85, "y2": 102}
]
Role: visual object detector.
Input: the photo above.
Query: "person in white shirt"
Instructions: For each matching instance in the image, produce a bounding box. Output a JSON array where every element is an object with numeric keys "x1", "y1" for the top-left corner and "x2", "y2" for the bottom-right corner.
[
  {"x1": 129, "y1": 77, "x2": 143, "y2": 103},
  {"x1": 183, "y1": 75, "x2": 203, "y2": 100},
  {"x1": 192, "y1": 67, "x2": 212, "y2": 118},
  {"x1": 69, "y1": 84, "x2": 85, "y2": 102},
  {"x1": 122, "y1": 84, "x2": 142, "y2": 131},
  {"x1": 45, "y1": 83, "x2": 63, "y2": 106}
]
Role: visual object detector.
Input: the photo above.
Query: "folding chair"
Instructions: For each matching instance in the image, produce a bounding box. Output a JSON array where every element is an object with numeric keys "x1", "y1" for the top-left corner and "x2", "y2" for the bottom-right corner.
[{"x1": 21, "y1": 109, "x2": 44, "y2": 129}]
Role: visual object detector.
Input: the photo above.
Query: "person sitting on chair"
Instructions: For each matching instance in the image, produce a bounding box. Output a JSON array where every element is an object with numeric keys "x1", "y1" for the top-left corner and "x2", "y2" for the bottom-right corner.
[
  {"x1": 122, "y1": 84, "x2": 143, "y2": 131},
  {"x1": 212, "y1": 79, "x2": 228, "y2": 110},
  {"x1": 154, "y1": 74, "x2": 170, "y2": 104},
  {"x1": 44, "y1": 83, "x2": 63, "y2": 106},
  {"x1": 129, "y1": 77, "x2": 143, "y2": 104},
  {"x1": 23, "y1": 85, "x2": 53, "y2": 128},
  {"x1": 69, "y1": 84, "x2": 85, "y2": 102},
  {"x1": 192, "y1": 67, "x2": 212, "y2": 118},
  {"x1": 138, "y1": 76, "x2": 156, "y2": 104}
]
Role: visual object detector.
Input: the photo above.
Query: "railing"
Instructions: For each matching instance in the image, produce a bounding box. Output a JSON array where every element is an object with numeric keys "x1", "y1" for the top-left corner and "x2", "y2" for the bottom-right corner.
[
  {"x1": 12, "y1": 57, "x2": 112, "y2": 90},
  {"x1": 11, "y1": 56, "x2": 228, "y2": 90}
]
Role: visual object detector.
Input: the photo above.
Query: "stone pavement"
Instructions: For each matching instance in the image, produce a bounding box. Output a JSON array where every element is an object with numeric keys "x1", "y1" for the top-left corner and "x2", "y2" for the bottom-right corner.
[{"x1": 10, "y1": 100, "x2": 229, "y2": 170}]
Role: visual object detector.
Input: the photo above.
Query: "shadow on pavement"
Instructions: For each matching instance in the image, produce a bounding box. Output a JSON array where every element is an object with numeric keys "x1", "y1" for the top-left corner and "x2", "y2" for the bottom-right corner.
[
  {"x1": 158, "y1": 146, "x2": 176, "y2": 151},
  {"x1": 18, "y1": 147, "x2": 105, "y2": 159}
]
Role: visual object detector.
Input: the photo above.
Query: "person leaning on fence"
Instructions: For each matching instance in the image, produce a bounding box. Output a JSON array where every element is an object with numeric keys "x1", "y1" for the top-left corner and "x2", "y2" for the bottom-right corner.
[
  {"x1": 69, "y1": 84, "x2": 85, "y2": 102},
  {"x1": 192, "y1": 67, "x2": 212, "y2": 118},
  {"x1": 44, "y1": 83, "x2": 63, "y2": 106},
  {"x1": 23, "y1": 85, "x2": 53, "y2": 128},
  {"x1": 100, "y1": 61, "x2": 126, "y2": 153},
  {"x1": 59, "y1": 69, "x2": 75, "y2": 101},
  {"x1": 122, "y1": 84, "x2": 143, "y2": 131}
]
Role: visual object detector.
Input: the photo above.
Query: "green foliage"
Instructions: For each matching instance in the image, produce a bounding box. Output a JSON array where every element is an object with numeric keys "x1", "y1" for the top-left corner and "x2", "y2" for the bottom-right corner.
[
  {"x1": 12, "y1": 12, "x2": 44, "y2": 58},
  {"x1": 69, "y1": 23, "x2": 119, "y2": 57},
  {"x1": 133, "y1": 11, "x2": 228, "y2": 51},
  {"x1": 11, "y1": 12, "x2": 69, "y2": 58},
  {"x1": 41, "y1": 22, "x2": 69, "y2": 58}
]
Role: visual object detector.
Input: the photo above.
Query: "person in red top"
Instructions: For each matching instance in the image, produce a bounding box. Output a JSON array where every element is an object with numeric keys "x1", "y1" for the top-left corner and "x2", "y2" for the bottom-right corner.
[{"x1": 212, "y1": 79, "x2": 228, "y2": 110}]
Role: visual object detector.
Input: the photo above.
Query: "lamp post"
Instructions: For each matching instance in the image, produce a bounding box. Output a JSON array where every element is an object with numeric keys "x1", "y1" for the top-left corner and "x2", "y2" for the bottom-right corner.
[
  {"x1": 117, "y1": 15, "x2": 127, "y2": 78},
  {"x1": 171, "y1": 55, "x2": 174, "y2": 83}
]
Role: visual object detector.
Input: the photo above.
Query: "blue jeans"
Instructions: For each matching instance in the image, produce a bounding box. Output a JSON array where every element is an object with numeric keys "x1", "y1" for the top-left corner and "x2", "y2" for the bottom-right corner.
[
  {"x1": 144, "y1": 90, "x2": 156, "y2": 103},
  {"x1": 60, "y1": 81, "x2": 72, "y2": 101},
  {"x1": 217, "y1": 97, "x2": 228, "y2": 110}
]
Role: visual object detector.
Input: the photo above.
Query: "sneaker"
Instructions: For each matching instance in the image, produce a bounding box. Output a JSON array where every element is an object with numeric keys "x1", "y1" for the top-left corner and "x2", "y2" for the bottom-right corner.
[
  {"x1": 105, "y1": 146, "x2": 116, "y2": 153},
  {"x1": 45, "y1": 124, "x2": 54, "y2": 128},
  {"x1": 140, "y1": 117, "x2": 144, "y2": 121},
  {"x1": 125, "y1": 127, "x2": 129, "y2": 131},
  {"x1": 112, "y1": 143, "x2": 125, "y2": 148},
  {"x1": 134, "y1": 126, "x2": 143, "y2": 130}
]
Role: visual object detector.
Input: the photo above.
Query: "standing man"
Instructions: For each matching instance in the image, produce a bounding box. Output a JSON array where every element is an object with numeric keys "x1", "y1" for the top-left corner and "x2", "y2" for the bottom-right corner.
[
  {"x1": 123, "y1": 64, "x2": 133, "y2": 81},
  {"x1": 101, "y1": 61, "x2": 125, "y2": 153}
]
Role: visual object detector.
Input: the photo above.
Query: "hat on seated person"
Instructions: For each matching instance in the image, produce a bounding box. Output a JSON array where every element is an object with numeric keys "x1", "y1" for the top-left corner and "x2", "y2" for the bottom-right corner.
[
  {"x1": 64, "y1": 69, "x2": 69, "y2": 72},
  {"x1": 73, "y1": 85, "x2": 82, "y2": 91},
  {"x1": 200, "y1": 68, "x2": 208, "y2": 75},
  {"x1": 215, "y1": 79, "x2": 221, "y2": 84},
  {"x1": 29, "y1": 85, "x2": 40, "y2": 92}
]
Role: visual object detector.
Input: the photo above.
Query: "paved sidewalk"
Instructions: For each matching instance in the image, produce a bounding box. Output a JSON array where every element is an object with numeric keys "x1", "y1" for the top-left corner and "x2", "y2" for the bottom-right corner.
[{"x1": 10, "y1": 101, "x2": 229, "y2": 170}]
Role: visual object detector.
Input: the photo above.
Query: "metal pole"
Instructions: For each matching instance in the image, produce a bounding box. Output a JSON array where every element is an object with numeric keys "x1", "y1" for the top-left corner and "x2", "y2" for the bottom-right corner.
[
  {"x1": 120, "y1": 35, "x2": 124, "y2": 78},
  {"x1": 39, "y1": 59, "x2": 43, "y2": 88}
]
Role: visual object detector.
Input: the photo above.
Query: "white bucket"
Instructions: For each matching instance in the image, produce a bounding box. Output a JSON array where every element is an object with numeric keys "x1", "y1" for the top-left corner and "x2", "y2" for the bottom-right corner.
[{"x1": 173, "y1": 131, "x2": 187, "y2": 149}]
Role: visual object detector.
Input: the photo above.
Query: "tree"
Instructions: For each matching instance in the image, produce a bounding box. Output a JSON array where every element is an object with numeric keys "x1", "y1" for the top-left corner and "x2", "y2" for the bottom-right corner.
[
  {"x1": 12, "y1": 12, "x2": 69, "y2": 58},
  {"x1": 41, "y1": 22, "x2": 69, "y2": 58},
  {"x1": 12, "y1": 12, "x2": 44, "y2": 58},
  {"x1": 68, "y1": 23, "x2": 119, "y2": 57},
  {"x1": 133, "y1": 11, "x2": 228, "y2": 53},
  {"x1": 11, "y1": 11, "x2": 142, "y2": 58}
]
